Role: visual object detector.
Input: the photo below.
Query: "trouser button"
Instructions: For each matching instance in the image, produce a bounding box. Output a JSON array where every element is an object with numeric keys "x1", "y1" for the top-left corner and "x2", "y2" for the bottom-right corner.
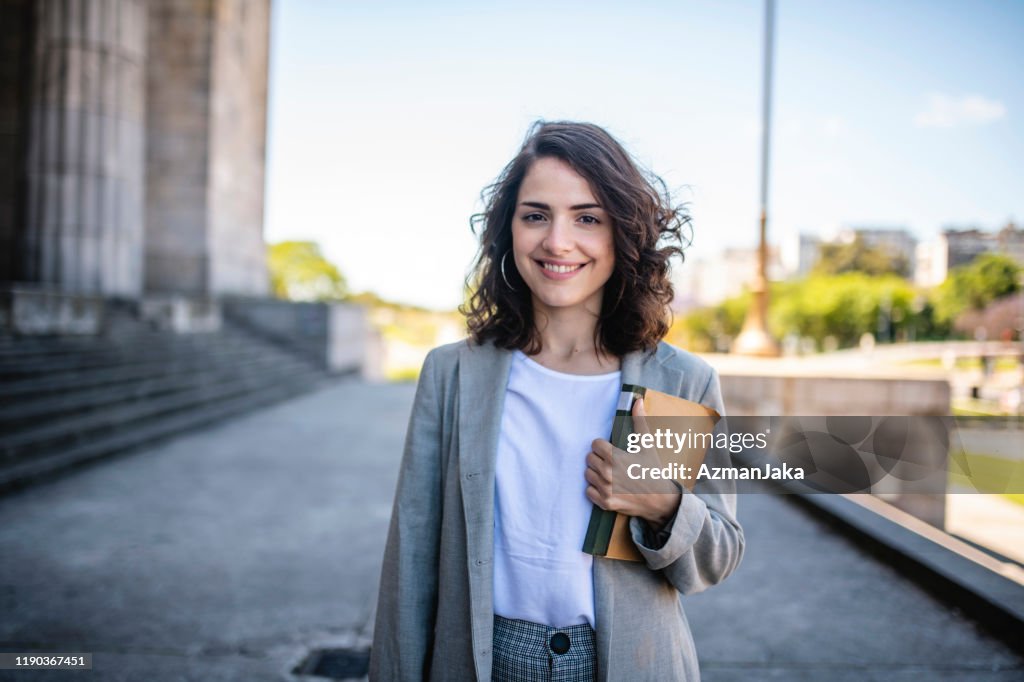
[{"x1": 549, "y1": 632, "x2": 571, "y2": 655}]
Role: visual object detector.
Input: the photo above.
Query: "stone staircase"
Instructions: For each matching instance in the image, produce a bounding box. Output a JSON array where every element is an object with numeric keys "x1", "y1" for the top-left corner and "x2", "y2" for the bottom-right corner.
[{"x1": 0, "y1": 305, "x2": 338, "y2": 493}]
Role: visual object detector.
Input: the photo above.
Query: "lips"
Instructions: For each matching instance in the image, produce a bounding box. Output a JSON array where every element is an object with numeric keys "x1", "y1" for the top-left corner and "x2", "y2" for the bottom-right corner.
[
  {"x1": 535, "y1": 259, "x2": 588, "y2": 280},
  {"x1": 540, "y1": 262, "x2": 584, "y2": 274}
]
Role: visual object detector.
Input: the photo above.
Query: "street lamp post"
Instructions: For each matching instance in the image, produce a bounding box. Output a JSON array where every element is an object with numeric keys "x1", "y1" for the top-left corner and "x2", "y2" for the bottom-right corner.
[{"x1": 733, "y1": 0, "x2": 781, "y2": 357}]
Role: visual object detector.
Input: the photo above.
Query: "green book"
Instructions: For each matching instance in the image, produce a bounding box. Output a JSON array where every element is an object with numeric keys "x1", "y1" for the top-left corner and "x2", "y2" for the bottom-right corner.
[
  {"x1": 582, "y1": 383, "x2": 719, "y2": 561},
  {"x1": 582, "y1": 383, "x2": 645, "y2": 557}
]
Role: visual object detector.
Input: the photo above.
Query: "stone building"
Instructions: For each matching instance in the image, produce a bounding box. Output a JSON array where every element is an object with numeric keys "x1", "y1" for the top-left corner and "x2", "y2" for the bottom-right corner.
[
  {"x1": 837, "y1": 226, "x2": 916, "y2": 276},
  {"x1": 0, "y1": 1, "x2": 375, "y2": 493},
  {"x1": 0, "y1": 0, "x2": 271, "y2": 330},
  {"x1": 780, "y1": 231, "x2": 821, "y2": 279},
  {"x1": 914, "y1": 223, "x2": 1024, "y2": 288}
]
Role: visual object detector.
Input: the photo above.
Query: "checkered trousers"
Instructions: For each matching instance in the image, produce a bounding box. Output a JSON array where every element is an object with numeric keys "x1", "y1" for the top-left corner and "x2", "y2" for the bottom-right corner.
[{"x1": 492, "y1": 614, "x2": 596, "y2": 682}]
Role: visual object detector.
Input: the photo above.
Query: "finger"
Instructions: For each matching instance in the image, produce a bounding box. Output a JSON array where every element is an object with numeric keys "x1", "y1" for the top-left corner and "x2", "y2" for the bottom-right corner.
[
  {"x1": 585, "y1": 464, "x2": 606, "y2": 485},
  {"x1": 632, "y1": 397, "x2": 652, "y2": 438},
  {"x1": 587, "y1": 485, "x2": 619, "y2": 512},
  {"x1": 594, "y1": 444, "x2": 620, "y2": 472},
  {"x1": 591, "y1": 437, "x2": 613, "y2": 457},
  {"x1": 586, "y1": 452, "x2": 612, "y2": 484}
]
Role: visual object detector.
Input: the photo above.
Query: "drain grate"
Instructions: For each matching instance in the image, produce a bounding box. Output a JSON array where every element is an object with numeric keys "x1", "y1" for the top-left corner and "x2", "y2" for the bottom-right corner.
[{"x1": 294, "y1": 647, "x2": 371, "y2": 680}]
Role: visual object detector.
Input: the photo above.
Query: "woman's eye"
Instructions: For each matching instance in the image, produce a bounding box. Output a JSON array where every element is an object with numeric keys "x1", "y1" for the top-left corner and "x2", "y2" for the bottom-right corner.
[
  {"x1": 579, "y1": 215, "x2": 600, "y2": 225},
  {"x1": 522, "y1": 213, "x2": 546, "y2": 223}
]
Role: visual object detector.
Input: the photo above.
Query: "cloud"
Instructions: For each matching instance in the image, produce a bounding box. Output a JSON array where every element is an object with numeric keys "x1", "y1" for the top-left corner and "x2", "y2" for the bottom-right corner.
[{"x1": 913, "y1": 93, "x2": 1007, "y2": 128}]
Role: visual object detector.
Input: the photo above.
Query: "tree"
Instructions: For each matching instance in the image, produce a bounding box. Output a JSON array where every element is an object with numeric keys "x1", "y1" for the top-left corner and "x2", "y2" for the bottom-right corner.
[
  {"x1": 267, "y1": 241, "x2": 348, "y2": 302},
  {"x1": 813, "y1": 235, "x2": 910, "y2": 278},
  {"x1": 769, "y1": 273, "x2": 917, "y2": 347},
  {"x1": 671, "y1": 273, "x2": 924, "y2": 351},
  {"x1": 670, "y1": 291, "x2": 749, "y2": 352},
  {"x1": 932, "y1": 253, "x2": 1021, "y2": 325}
]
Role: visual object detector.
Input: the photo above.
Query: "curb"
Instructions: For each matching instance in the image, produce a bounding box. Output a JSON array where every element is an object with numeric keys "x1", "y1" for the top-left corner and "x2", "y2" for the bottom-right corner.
[{"x1": 775, "y1": 483, "x2": 1024, "y2": 657}]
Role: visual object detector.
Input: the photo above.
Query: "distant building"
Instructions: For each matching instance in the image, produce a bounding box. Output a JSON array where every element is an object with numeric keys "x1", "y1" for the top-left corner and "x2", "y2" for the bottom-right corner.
[
  {"x1": 778, "y1": 227, "x2": 915, "y2": 281},
  {"x1": 914, "y1": 240, "x2": 946, "y2": 288},
  {"x1": 914, "y1": 223, "x2": 1023, "y2": 287},
  {"x1": 996, "y1": 222, "x2": 1024, "y2": 265},
  {"x1": 781, "y1": 232, "x2": 821, "y2": 279},
  {"x1": 839, "y1": 226, "x2": 917, "y2": 275},
  {"x1": 674, "y1": 245, "x2": 784, "y2": 308},
  {"x1": 945, "y1": 228, "x2": 993, "y2": 269}
]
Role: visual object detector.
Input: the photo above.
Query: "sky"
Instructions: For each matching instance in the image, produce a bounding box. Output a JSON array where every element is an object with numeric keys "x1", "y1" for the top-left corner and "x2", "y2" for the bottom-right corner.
[{"x1": 264, "y1": 0, "x2": 1024, "y2": 310}]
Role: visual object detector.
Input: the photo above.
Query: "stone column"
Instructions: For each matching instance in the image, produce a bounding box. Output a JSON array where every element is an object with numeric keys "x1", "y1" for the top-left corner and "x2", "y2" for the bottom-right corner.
[
  {"x1": 207, "y1": 0, "x2": 271, "y2": 296},
  {"x1": 0, "y1": 0, "x2": 31, "y2": 284},
  {"x1": 23, "y1": 0, "x2": 147, "y2": 297},
  {"x1": 145, "y1": 0, "x2": 270, "y2": 297},
  {"x1": 143, "y1": 0, "x2": 213, "y2": 295}
]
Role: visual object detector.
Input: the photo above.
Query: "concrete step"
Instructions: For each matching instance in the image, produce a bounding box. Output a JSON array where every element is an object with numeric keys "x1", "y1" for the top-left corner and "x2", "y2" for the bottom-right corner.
[
  {"x1": 0, "y1": 333, "x2": 260, "y2": 378},
  {"x1": 0, "y1": 313, "x2": 339, "y2": 494},
  {"x1": 0, "y1": 352, "x2": 316, "y2": 431},
  {"x1": 0, "y1": 360, "x2": 322, "y2": 462},
  {"x1": 0, "y1": 329, "x2": 163, "y2": 360},
  {"x1": 0, "y1": 340, "x2": 303, "y2": 404},
  {"x1": 0, "y1": 373, "x2": 337, "y2": 493}
]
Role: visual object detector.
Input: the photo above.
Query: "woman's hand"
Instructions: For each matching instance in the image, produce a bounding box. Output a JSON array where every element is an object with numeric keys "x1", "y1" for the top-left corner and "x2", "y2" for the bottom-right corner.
[{"x1": 584, "y1": 397, "x2": 682, "y2": 531}]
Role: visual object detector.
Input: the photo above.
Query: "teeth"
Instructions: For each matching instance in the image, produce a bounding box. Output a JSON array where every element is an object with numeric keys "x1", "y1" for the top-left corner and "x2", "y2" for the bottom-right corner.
[{"x1": 542, "y1": 263, "x2": 583, "y2": 274}]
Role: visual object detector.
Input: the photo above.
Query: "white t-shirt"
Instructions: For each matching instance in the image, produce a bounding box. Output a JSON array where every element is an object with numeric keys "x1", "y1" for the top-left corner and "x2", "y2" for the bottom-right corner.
[{"x1": 492, "y1": 350, "x2": 622, "y2": 629}]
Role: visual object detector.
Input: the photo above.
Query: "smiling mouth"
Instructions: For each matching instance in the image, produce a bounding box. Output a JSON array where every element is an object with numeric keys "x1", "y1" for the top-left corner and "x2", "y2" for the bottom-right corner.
[{"x1": 537, "y1": 261, "x2": 586, "y2": 274}]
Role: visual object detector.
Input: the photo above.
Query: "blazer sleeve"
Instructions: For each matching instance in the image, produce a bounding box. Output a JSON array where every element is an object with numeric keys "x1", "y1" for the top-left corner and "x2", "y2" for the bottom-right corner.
[
  {"x1": 369, "y1": 349, "x2": 444, "y2": 680},
  {"x1": 627, "y1": 367, "x2": 746, "y2": 596}
]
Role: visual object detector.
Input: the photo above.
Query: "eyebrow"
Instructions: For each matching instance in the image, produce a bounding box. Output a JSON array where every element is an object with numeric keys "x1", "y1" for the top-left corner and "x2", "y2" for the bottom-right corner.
[{"x1": 520, "y1": 201, "x2": 603, "y2": 211}]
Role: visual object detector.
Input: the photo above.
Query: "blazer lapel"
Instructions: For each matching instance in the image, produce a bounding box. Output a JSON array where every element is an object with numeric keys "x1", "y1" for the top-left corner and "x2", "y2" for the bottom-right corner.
[
  {"x1": 457, "y1": 340, "x2": 512, "y2": 679},
  {"x1": 593, "y1": 343, "x2": 685, "y2": 680},
  {"x1": 623, "y1": 343, "x2": 687, "y2": 394}
]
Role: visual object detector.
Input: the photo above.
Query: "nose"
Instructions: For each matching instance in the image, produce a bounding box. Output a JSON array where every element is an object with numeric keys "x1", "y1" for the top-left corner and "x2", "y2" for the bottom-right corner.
[{"x1": 541, "y1": 215, "x2": 573, "y2": 255}]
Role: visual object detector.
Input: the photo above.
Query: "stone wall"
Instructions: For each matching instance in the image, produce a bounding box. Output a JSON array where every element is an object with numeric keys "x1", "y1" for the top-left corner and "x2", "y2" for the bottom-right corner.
[
  {"x1": 720, "y1": 371, "x2": 951, "y2": 527},
  {"x1": 222, "y1": 297, "x2": 368, "y2": 374},
  {"x1": 720, "y1": 373, "x2": 950, "y2": 416}
]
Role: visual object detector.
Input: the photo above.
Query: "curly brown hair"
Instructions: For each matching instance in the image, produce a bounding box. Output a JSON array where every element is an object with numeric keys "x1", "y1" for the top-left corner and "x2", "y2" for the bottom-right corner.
[{"x1": 460, "y1": 120, "x2": 691, "y2": 357}]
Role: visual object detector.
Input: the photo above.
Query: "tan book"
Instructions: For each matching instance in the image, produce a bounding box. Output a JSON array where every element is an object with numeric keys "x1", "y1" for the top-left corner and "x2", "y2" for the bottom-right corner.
[{"x1": 583, "y1": 384, "x2": 720, "y2": 561}]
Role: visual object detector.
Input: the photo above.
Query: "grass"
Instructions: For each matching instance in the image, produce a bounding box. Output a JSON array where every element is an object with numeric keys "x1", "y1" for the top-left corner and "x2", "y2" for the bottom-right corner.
[
  {"x1": 948, "y1": 451, "x2": 1024, "y2": 509},
  {"x1": 953, "y1": 405, "x2": 999, "y2": 417},
  {"x1": 952, "y1": 400, "x2": 1008, "y2": 417},
  {"x1": 906, "y1": 356, "x2": 1021, "y2": 371}
]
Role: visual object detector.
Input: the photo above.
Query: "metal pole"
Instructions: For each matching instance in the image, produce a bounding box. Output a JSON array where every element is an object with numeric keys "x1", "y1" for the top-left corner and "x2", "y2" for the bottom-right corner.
[{"x1": 733, "y1": 0, "x2": 780, "y2": 357}]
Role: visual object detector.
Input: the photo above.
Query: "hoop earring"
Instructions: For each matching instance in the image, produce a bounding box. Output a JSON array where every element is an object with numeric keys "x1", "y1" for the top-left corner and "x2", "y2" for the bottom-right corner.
[{"x1": 500, "y1": 251, "x2": 517, "y2": 292}]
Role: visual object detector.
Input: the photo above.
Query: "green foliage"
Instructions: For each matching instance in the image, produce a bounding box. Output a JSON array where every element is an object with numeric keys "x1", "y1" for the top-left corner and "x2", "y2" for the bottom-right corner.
[
  {"x1": 769, "y1": 273, "x2": 917, "y2": 347},
  {"x1": 813, "y1": 235, "x2": 910, "y2": 278},
  {"x1": 931, "y1": 253, "x2": 1021, "y2": 325},
  {"x1": 267, "y1": 241, "x2": 348, "y2": 302},
  {"x1": 676, "y1": 257, "x2": 1023, "y2": 352},
  {"x1": 349, "y1": 290, "x2": 433, "y2": 313},
  {"x1": 669, "y1": 291, "x2": 749, "y2": 352},
  {"x1": 673, "y1": 273, "x2": 933, "y2": 352}
]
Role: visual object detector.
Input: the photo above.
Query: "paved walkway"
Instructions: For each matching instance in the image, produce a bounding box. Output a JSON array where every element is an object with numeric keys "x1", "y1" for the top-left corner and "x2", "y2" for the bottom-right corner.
[{"x1": 0, "y1": 380, "x2": 1021, "y2": 681}]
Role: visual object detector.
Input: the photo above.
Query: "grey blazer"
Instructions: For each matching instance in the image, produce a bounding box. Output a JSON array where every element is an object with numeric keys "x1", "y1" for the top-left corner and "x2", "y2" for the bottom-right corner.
[{"x1": 370, "y1": 338, "x2": 745, "y2": 681}]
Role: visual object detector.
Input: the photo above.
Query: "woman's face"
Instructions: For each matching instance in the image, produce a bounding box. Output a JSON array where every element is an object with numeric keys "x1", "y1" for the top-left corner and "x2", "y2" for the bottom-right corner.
[{"x1": 510, "y1": 157, "x2": 615, "y2": 315}]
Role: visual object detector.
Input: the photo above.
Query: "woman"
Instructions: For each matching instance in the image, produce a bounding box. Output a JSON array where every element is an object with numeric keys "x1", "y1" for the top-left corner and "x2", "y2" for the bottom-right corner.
[{"x1": 370, "y1": 121, "x2": 744, "y2": 681}]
